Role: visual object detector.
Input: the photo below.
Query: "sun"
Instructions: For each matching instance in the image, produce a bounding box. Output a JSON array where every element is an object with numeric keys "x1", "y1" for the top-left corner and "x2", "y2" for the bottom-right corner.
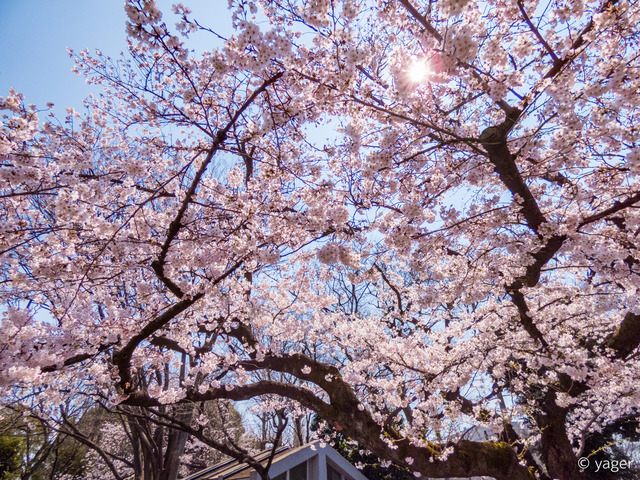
[{"x1": 407, "y1": 58, "x2": 430, "y2": 83}]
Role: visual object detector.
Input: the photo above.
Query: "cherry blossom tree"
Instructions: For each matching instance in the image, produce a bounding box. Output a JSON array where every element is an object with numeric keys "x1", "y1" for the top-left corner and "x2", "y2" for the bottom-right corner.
[{"x1": 2, "y1": 0, "x2": 640, "y2": 479}]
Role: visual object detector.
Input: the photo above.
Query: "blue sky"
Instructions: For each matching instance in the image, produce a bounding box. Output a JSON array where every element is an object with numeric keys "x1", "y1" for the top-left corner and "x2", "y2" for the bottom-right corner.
[
  {"x1": 0, "y1": 1, "x2": 129, "y2": 110},
  {"x1": 0, "y1": 0, "x2": 340, "y2": 150},
  {"x1": 0, "y1": 0, "x2": 227, "y2": 111}
]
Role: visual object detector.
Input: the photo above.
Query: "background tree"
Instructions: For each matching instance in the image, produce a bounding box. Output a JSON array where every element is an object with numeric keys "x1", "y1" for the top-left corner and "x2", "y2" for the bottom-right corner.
[
  {"x1": 179, "y1": 399, "x2": 247, "y2": 478},
  {"x1": 0, "y1": 404, "x2": 88, "y2": 480},
  {"x1": 2, "y1": 0, "x2": 640, "y2": 479},
  {"x1": 0, "y1": 435, "x2": 22, "y2": 480}
]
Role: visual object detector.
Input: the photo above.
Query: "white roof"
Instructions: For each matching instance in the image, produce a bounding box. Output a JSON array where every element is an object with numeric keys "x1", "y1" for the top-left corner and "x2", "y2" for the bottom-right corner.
[{"x1": 182, "y1": 440, "x2": 370, "y2": 480}]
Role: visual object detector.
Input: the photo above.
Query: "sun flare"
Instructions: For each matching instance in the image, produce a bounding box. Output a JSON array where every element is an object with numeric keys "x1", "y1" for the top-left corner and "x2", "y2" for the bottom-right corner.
[{"x1": 407, "y1": 59, "x2": 430, "y2": 83}]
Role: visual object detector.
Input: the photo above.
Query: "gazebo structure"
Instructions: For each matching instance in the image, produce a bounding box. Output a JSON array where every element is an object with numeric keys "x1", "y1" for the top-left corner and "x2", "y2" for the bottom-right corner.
[{"x1": 182, "y1": 441, "x2": 371, "y2": 480}]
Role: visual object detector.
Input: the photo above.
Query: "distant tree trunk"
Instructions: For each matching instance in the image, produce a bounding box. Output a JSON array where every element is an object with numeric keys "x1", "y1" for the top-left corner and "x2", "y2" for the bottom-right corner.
[
  {"x1": 161, "y1": 404, "x2": 194, "y2": 480},
  {"x1": 293, "y1": 415, "x2": 304, "y2": 447}
]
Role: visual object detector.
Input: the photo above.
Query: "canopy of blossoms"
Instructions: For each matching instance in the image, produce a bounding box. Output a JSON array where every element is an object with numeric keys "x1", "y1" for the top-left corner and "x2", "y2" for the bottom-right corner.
[{"x1": 1, "y1": 0, "x2": 639, "y2": 479}]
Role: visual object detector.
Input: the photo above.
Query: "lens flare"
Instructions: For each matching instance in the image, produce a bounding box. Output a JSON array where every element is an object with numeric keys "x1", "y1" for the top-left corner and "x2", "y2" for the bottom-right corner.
[{"x1": 407, "y1": 59, "x2": 430, "y2": 83}]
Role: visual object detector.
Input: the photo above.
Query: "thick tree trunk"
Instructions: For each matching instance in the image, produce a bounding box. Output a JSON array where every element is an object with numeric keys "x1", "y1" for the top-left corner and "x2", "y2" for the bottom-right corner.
[{"x1": 538, "y1": 392, "x2": 586, "y2": 480}]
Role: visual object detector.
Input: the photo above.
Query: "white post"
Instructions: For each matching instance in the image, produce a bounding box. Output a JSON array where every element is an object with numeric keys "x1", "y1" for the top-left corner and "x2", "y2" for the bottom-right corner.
[{"x1": 318, "y1": 450, "x2": 327, "y2": 480}]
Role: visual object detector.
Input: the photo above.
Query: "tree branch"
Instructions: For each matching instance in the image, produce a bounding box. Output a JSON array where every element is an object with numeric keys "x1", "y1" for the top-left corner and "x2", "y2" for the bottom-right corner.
[
  {"x1": 397, "y1": 0, "x2": 443, "y2": 42},
  {"x1": 606, "y1": 312, "x2": 640, "y2": 359},
  {"x1": 151, "y1": 72, "x2": 283, "y2": 298}
]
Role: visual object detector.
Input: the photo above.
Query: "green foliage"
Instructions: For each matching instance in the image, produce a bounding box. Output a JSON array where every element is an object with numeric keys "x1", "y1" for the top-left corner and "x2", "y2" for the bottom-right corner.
[
  {"x1": 51, "y1": 436, "x2": 88, "y2": 479},
  {"x1": 0, "y1": 435, "x2": 22, "y2": 480},
  {"x1": 0, "y1": 406, "x2": 92, "y2": 480}
]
